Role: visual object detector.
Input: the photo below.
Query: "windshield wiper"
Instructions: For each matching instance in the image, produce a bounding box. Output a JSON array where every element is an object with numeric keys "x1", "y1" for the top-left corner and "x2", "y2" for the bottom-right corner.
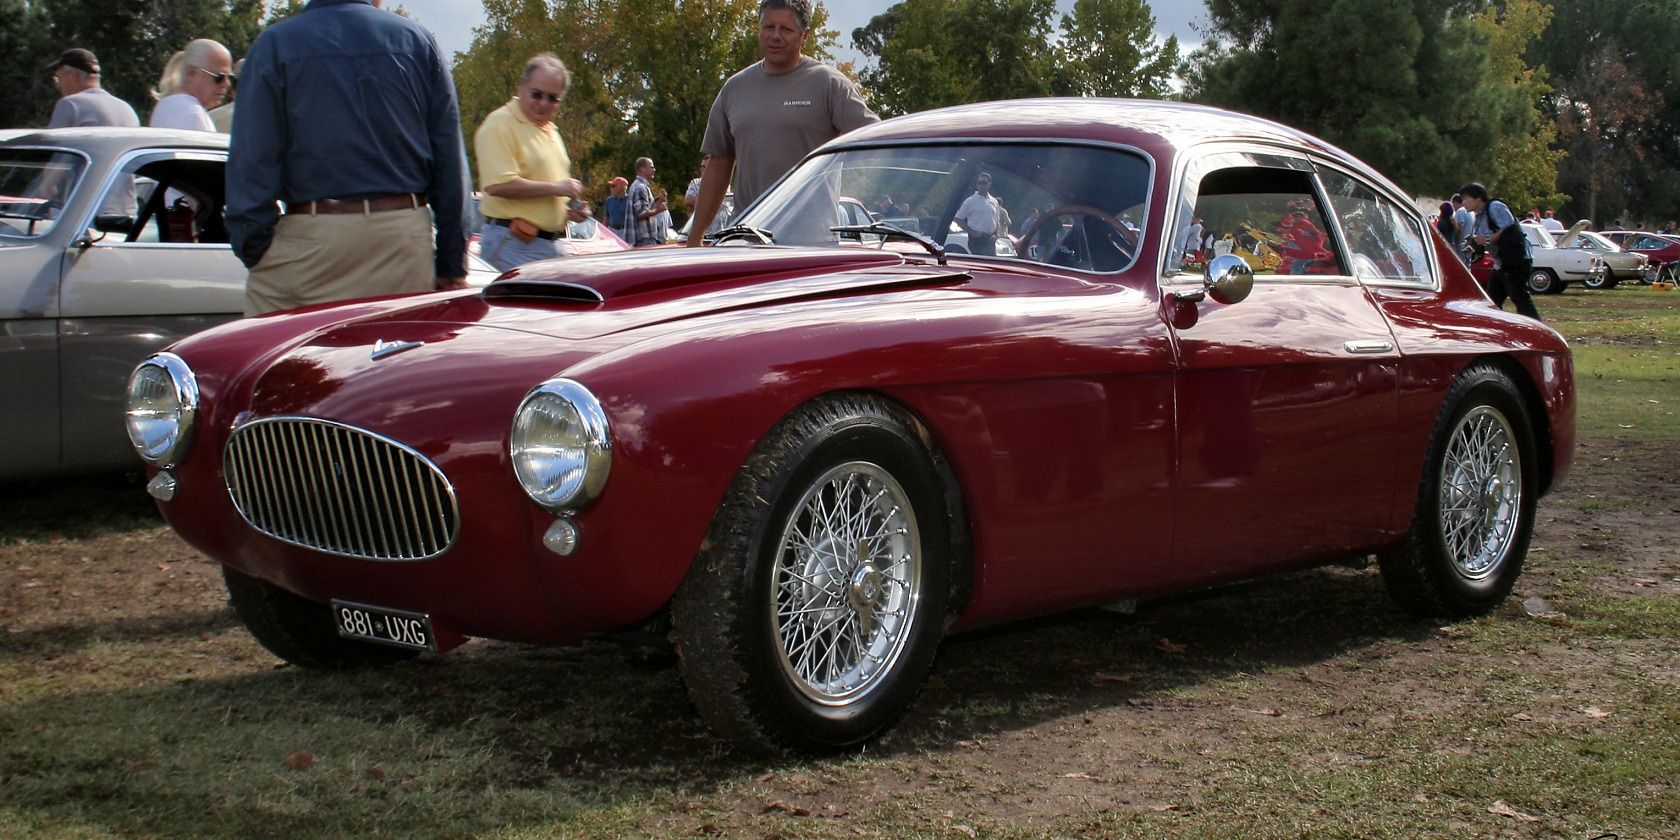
[
  {"x1": 711, "y1": 224, "x2": 775, "y2": 245},
  {"x1": 832, "y1": 221, "x2": 947, "y2": 265}
]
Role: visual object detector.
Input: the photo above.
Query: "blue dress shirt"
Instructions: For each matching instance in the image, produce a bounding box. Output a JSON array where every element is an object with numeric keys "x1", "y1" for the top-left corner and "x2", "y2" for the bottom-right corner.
[{"x1": 226, "y1": 0, "x2": 469, "y2": 278}]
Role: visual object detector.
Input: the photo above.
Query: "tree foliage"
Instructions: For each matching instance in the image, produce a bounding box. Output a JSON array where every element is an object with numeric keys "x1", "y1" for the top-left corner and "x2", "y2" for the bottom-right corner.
[
  {"x1": 852, "y1": 0, "x2": 1178, "y2": 116},
  {"x1": 453, "y1": 0, "x2": 839, "y2": 211},
  {"x1": 1471, "y1": 0, "x2": 1566, "y2": 214},
  {"x1": 1185, "y1": 0, "x2": 1537, "y2": 200},
  {"x1": 1533, "y1": 0, "x2": 1680, "y2": 225}
]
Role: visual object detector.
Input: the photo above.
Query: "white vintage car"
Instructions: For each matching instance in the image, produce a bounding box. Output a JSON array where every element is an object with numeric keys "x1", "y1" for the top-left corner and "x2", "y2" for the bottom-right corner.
[
  {"x1": 1551, "y1": 228, "x2": 1650, "y2": 287},
  {"x1": 1519, "y1": 221, "x2": 1604, "y2": 294}
]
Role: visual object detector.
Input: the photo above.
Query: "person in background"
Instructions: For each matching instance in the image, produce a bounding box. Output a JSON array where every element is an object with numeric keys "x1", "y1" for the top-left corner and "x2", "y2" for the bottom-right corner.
[
  {"x1": 149, "y1": 39, "x2": 232, "y2": 131},
  {"x1": 1435, "y1": 200, "x2": 1458, "y2": 252},
  {"x1": 46, "y1": 48, "x2": 138, "y2": 128},
  {"x1": 1460, "y1": 182, "x2": 1539, "y2": 320},
  {"x1": 473, "y1": 53, "x2": 584, "y2": 271},
  {"x1": 1540, "y1": 209, "x2": 1564, "y2": 232},
  {"x1": 1181, "y1": 215, "x2": 1204, "y2": 261},
  {"x1": 1451, "y1": 194, "x2": 1473, "y2": 263},
  {"x1": 209, "y1": 58, "x2": 244, "y2": 133},
  {"x1": 686, "y1": 0, "x2": 878, "y2": 246},
  {"x1": 228, "y1": 0, "x2": 469, "y2": 316},
  {"x1": 627, "y1": 157, "x2": 667, "y2": 247},
  {"x1": 603, "y1": 176, "x2": 629, "y2": 239},
  {"x1": 954, "y1": 171, "x2": 1003, "y2": 257}
]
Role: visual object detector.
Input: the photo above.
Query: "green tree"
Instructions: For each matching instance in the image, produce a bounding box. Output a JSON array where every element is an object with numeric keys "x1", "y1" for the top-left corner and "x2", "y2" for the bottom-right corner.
[
  {"x1": 1471, "y1": 0, "x2": 1566, "y2": 214},
  {"x1": 1056, "y1": 0, "x2": 1181, "y2": 99},
  {"x1": 1533, "y1": 0, "x2": 1680, "y2": 225},
  {"x1": 1186, "y1": 0, "x2": 1529, "y2": 198},
  {"x1": 852, "y1": 0, "x2": 1059, "y2": 117},
  {"x1": 1, "y1": 0, "x2": 54, "y2": 129}
]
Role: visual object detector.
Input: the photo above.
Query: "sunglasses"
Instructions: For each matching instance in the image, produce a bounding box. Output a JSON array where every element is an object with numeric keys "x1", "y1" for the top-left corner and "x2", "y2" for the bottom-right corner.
[
  {"x1": 193, "y1": 66, "x2": 234, "y2": 84},
  {"x1": 526, "y1": 88, "x2": 563, "y2": 105}
]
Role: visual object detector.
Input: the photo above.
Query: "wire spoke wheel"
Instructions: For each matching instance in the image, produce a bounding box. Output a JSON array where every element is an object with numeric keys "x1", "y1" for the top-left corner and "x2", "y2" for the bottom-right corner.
[
  {"x1": 771, "y1": 461, "x2": 921, "y2": 705},
  {"x1": 1436, "y1": 405, "x2": 1522, "y2": 580}
]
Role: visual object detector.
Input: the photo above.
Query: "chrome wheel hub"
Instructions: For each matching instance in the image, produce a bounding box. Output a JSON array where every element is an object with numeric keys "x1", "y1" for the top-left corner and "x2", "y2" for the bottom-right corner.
[
  {"x1": 1438, "y1": 405, "x2": 1522, "y2": 580},
  {"x1": 771, "y1": 462, "x2": 921, "y2": 704}
]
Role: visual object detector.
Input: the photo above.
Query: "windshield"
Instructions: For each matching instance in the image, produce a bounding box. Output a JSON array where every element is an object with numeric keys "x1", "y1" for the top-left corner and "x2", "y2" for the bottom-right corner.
[
  {"x1": 738, "y1": 143, "x2": 1152, "y2": 272},
  {"x1": 0, "y1": 149, "x2": 87, "y2": 238}
]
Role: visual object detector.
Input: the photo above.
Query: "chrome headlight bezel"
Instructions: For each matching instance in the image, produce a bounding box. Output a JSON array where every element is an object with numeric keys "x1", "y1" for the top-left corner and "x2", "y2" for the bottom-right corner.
[
  {"x1": 125, "y1": 352, "x2": 199, "y2": 468},
  {"x1": 509, "y1": 378, "x2": 612, "y2": 514}
]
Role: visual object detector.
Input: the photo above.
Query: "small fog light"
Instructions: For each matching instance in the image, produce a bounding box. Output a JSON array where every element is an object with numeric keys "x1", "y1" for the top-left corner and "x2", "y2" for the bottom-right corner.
[
  {"x1": 146, "y1": 471, "x2": 178, "y2": 501},
  {"x1": 543, "y1": 518, "x2": 580, "y2": 556}
]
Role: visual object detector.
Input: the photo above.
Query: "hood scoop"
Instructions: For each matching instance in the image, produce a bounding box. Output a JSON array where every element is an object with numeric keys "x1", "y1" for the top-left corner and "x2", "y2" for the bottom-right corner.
[{"x1": 481, "y1": 246, "x2": 908, "y2": 304}]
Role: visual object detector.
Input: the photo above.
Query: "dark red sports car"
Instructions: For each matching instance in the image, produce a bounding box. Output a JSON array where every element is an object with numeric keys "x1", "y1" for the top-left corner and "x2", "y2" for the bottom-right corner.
[{"x1": 127, "y1": 99, "x2": 1575, "y2": 754}]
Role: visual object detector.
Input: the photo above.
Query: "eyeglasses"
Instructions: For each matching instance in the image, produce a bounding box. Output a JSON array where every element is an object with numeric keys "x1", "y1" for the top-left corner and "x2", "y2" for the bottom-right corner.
[
  {"x1": 526, "y1": 88, "x2": 563, "y2": 105},
  {"x1": 194, "y1": 66, "x2": 234, "y2": 85}
]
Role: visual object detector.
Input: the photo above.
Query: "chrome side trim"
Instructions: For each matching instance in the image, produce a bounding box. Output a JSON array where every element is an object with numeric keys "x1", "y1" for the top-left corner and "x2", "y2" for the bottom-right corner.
[{"x1": 1344, "y1": 339, "x2": 1395, "y2": 354}]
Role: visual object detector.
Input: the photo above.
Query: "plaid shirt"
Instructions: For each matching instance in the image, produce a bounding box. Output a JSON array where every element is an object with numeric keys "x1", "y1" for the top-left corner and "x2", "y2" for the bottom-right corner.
[{"x1": 627, "y1": 176, "x2": 659, "y2": 245}]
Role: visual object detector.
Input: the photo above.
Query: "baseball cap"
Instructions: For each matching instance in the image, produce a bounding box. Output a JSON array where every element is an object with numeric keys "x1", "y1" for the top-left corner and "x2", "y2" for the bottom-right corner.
[
  {"x1": 46, "y1": 49, "x2": 100, "y2": 75},
  {"x1": 609, "y1": 176, "x2": 628, "y2": 186}
]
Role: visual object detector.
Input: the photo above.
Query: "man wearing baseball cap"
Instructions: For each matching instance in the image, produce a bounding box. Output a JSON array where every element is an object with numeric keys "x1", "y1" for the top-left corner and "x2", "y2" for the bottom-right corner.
[{"x1": 45, "y1": 48, "x2": 140, "y2": 128}]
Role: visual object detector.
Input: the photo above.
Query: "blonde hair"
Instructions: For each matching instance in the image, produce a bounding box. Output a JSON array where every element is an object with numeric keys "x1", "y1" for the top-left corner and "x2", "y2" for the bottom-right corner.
[{"x1": 152, "y1": 38, "x2": 229, "y2": 100}]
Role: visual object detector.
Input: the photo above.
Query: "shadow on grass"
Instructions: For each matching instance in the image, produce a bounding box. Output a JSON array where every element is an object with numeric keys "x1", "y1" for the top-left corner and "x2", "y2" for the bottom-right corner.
[
  {"x1": 0, "y1": 565, "x2": 1437, "y2": 837},
  {"x1": 0, "y1": 609, "x2": 240, "y2": 660},
  {"x1": 0, "y1": 474, "x2": 162, "y2": 544}
]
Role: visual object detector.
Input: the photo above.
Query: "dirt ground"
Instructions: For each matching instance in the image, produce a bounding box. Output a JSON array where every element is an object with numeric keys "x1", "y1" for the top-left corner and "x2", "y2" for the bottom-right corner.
[{"x1": 2, "y1": 430, "x2": 1677, "y2": 836}]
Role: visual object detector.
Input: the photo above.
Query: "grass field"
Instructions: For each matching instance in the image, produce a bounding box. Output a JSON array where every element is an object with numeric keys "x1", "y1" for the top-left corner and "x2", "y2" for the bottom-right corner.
[{"x1": 1, "y1": 287, "x2": 1677, "y2": 838}]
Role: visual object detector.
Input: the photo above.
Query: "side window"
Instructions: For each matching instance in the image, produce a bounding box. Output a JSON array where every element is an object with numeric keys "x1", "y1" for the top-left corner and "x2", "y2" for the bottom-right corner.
[
  {"x1": 93, "y1": 153, "x2": 229, "y2": 246},
  {"x1": 1175, "y1": 166, "x2": 1342, "y2": 278},
  {"x1": 1318, "y1": 170, "x2": 1431, "y2": 284}
]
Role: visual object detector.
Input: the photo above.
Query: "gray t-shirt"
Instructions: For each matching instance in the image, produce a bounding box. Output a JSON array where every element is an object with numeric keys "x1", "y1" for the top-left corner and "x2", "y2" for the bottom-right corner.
[
  {"x1": 701, "y1": 57, "x2": 878, "y2": 210},
  {"x1": 48, "y1": 87, "x2": 140, "y2": 128}
]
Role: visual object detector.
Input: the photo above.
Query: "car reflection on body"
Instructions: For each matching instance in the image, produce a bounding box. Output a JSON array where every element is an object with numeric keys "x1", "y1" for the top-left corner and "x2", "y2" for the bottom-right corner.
[{"x1": 128, "y1": 99, "x2": 1575, "y2": 755}]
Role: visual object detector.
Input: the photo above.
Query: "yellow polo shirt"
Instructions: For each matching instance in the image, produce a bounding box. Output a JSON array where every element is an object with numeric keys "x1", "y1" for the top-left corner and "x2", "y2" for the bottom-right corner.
[{"x1": 474, "y1": 97, "x2": 571, "y2": 232}]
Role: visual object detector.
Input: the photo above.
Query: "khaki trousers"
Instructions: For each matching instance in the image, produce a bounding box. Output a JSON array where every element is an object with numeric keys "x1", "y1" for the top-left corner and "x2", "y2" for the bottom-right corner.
[{"x1": 244, "y1": 206, "x2": 435, "y2": 316}]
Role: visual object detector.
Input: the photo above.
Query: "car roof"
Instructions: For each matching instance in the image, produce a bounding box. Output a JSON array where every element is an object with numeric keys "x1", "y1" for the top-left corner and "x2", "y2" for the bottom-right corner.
[
  {"x1": 0, "y1": 126, "x2": 228, "y2": 156},
  {"x1": 825, "y1": 97, "x2": 1402, "y2": 200}
]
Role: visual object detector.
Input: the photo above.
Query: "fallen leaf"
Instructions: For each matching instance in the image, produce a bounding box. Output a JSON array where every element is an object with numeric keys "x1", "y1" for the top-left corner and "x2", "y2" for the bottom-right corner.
[
  {"x1": 1250, "y1": 708, "x2": 1283, "y2": 717},
  {"x1": 1093, "y1": 672, "x2": 1132, "y2": 683},
  {"x1": 1413, "y1": 794, "x2": 1430, "y2": 804},
  {"x1": 1488, "y1": 800, "x2": 1540, "y2": 822},
  {"x1": 1155, "y1": 638, "x2": 1187, "y2": 654},
  {"x1": 755, "y1": 771, "x2": 776, "y2": 782},
  {"x1": 1511, "y1": 712, "x2": 1533, "y2": 722},
  {"x1": 1581, "y1": 706, "x2": 1612, "y2": 719},
  {"x1": 1061, "y1": 772, "x2": 1097, "y2": 780},
  {"x1": 282, "y1": 750, "x2": 314, "y2": 771},
  {"x1": 1148, "y1": 803, "x2": 1182, "y2": 812},
  {"x1": 950, "y1": 826, "x2": 977, "y2": 838},
  {"x1": 1634, "y1": 578, "x2": 1659, "y2": 587}
]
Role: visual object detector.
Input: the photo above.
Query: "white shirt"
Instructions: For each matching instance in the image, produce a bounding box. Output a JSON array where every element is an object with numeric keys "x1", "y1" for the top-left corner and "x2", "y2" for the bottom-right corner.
[
  {"x1": 1541, "y1": 216, "x2": 1564, "y2": 231},
  {"x1": 149, "y1": 93, "x2": 214, "y2": 132},
  {"x1": 955, "y1": 191, "x2": 1002, "y2": 236}
]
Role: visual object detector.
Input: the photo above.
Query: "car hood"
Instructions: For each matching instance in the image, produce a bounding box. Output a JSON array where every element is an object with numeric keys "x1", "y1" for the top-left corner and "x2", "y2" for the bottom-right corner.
[{"x1": 237, "y1": 246, "x2": 969, "y2": 424}]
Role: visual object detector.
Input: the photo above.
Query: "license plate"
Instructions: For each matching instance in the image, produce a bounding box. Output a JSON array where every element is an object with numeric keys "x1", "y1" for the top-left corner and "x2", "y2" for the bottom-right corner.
[{"x1": 331, "y1": 600, "x2": 436, "y2": 652}]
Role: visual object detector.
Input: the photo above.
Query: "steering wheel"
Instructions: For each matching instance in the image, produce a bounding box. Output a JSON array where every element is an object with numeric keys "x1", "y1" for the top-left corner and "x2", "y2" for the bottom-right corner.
[{"x1": 1015, "y1": 204, "x2": 1135, "y2": 267}]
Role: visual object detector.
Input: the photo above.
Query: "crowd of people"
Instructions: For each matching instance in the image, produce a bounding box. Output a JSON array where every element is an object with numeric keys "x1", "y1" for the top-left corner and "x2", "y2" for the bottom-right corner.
[{"x1": 36, "y1": 0, "x2": 872, "y2": 312}]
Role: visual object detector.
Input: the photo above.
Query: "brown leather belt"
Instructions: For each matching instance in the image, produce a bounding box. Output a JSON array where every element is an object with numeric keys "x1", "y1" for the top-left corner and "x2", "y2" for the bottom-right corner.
[{"x1": 288, "y1": 193, "x2": 426, "y2": 215}]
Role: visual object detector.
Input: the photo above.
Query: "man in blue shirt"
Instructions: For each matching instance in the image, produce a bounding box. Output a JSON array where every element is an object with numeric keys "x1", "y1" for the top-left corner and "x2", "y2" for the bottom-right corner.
[
  {"x1": 603, "y1": 176, "x2": 629, "y2": 239},
  {"x1": 227, "y1": 0, "x2": 469, "y2": 316},
  {"x1": 1459, "y1": 182, "x2": 1538, "y2": 320}
]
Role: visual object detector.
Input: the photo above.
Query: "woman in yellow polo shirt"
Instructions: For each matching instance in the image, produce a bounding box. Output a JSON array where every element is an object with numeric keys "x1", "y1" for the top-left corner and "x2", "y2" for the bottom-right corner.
[{"x1": 474, "y1": 53, "x2": 583, "y2": 272}]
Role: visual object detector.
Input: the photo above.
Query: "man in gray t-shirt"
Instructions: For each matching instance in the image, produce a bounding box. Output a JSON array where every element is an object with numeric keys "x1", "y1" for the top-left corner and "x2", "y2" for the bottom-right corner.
[
  {"x1": 46, "y1": 49, "x2": 140, "y2": 129},
  {"x1": 686, "y1": 0, "x2": 877, "y2": 246}
]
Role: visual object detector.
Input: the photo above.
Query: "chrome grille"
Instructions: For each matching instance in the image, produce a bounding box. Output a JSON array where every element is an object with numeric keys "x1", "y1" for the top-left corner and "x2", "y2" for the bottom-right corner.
[{"x1": 223, "y1": 418, "x2": 458, "y2": 561}]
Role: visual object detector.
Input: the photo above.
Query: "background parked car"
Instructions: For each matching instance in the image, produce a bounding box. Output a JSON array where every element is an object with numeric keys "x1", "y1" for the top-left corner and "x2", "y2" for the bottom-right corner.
[
  {"x1": 1550, "y1": 228, "x2": 1649, "y2": 286},
  {"x1": 1471, "y1": 221, "x2": 1603, "y2": 294},
  {"x1": 1599, "y1": 230, "x2": 1680, "y2": 282}
]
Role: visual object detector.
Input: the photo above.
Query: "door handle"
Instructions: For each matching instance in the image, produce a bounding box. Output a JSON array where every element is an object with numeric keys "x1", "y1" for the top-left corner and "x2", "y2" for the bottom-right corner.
[{"x1": 1343, "y1": 339, "x2": 1394, "y2": 354}]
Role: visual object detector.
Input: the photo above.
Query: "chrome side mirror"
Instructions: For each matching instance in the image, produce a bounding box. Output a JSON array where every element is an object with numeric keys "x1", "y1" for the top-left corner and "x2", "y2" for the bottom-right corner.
[{"x1": 1203, "y1": 253, "x2": 1254, "y2": 304}]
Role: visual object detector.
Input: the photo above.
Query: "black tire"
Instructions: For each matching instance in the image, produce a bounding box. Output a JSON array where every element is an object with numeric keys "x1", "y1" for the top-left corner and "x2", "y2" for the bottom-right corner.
[
  {"x1": 1526, "y1": 268, "x2": 1559, "y2": 294},
  {"x1": 670, "y1": 394, "x2": 954, "y2": 755},
  {"x1": 223, "y1": 566, "x2": 416, "y2": 670},
  {"x1": 1582, "y1": 272, "x2": 1618, "y2": 290},
  {"x1": 1379, "y1": 365, "x2": 1538, "y2": 618}
]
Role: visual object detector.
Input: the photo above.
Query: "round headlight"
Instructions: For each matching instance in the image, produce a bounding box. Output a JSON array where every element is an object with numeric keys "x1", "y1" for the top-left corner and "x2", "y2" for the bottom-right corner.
[
  {"x1": 125, "y1": 352, "x2": 199, "y2": 467},
  {"x1": 510, "y1": 378, "x2": 611, "y2": 513}
]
